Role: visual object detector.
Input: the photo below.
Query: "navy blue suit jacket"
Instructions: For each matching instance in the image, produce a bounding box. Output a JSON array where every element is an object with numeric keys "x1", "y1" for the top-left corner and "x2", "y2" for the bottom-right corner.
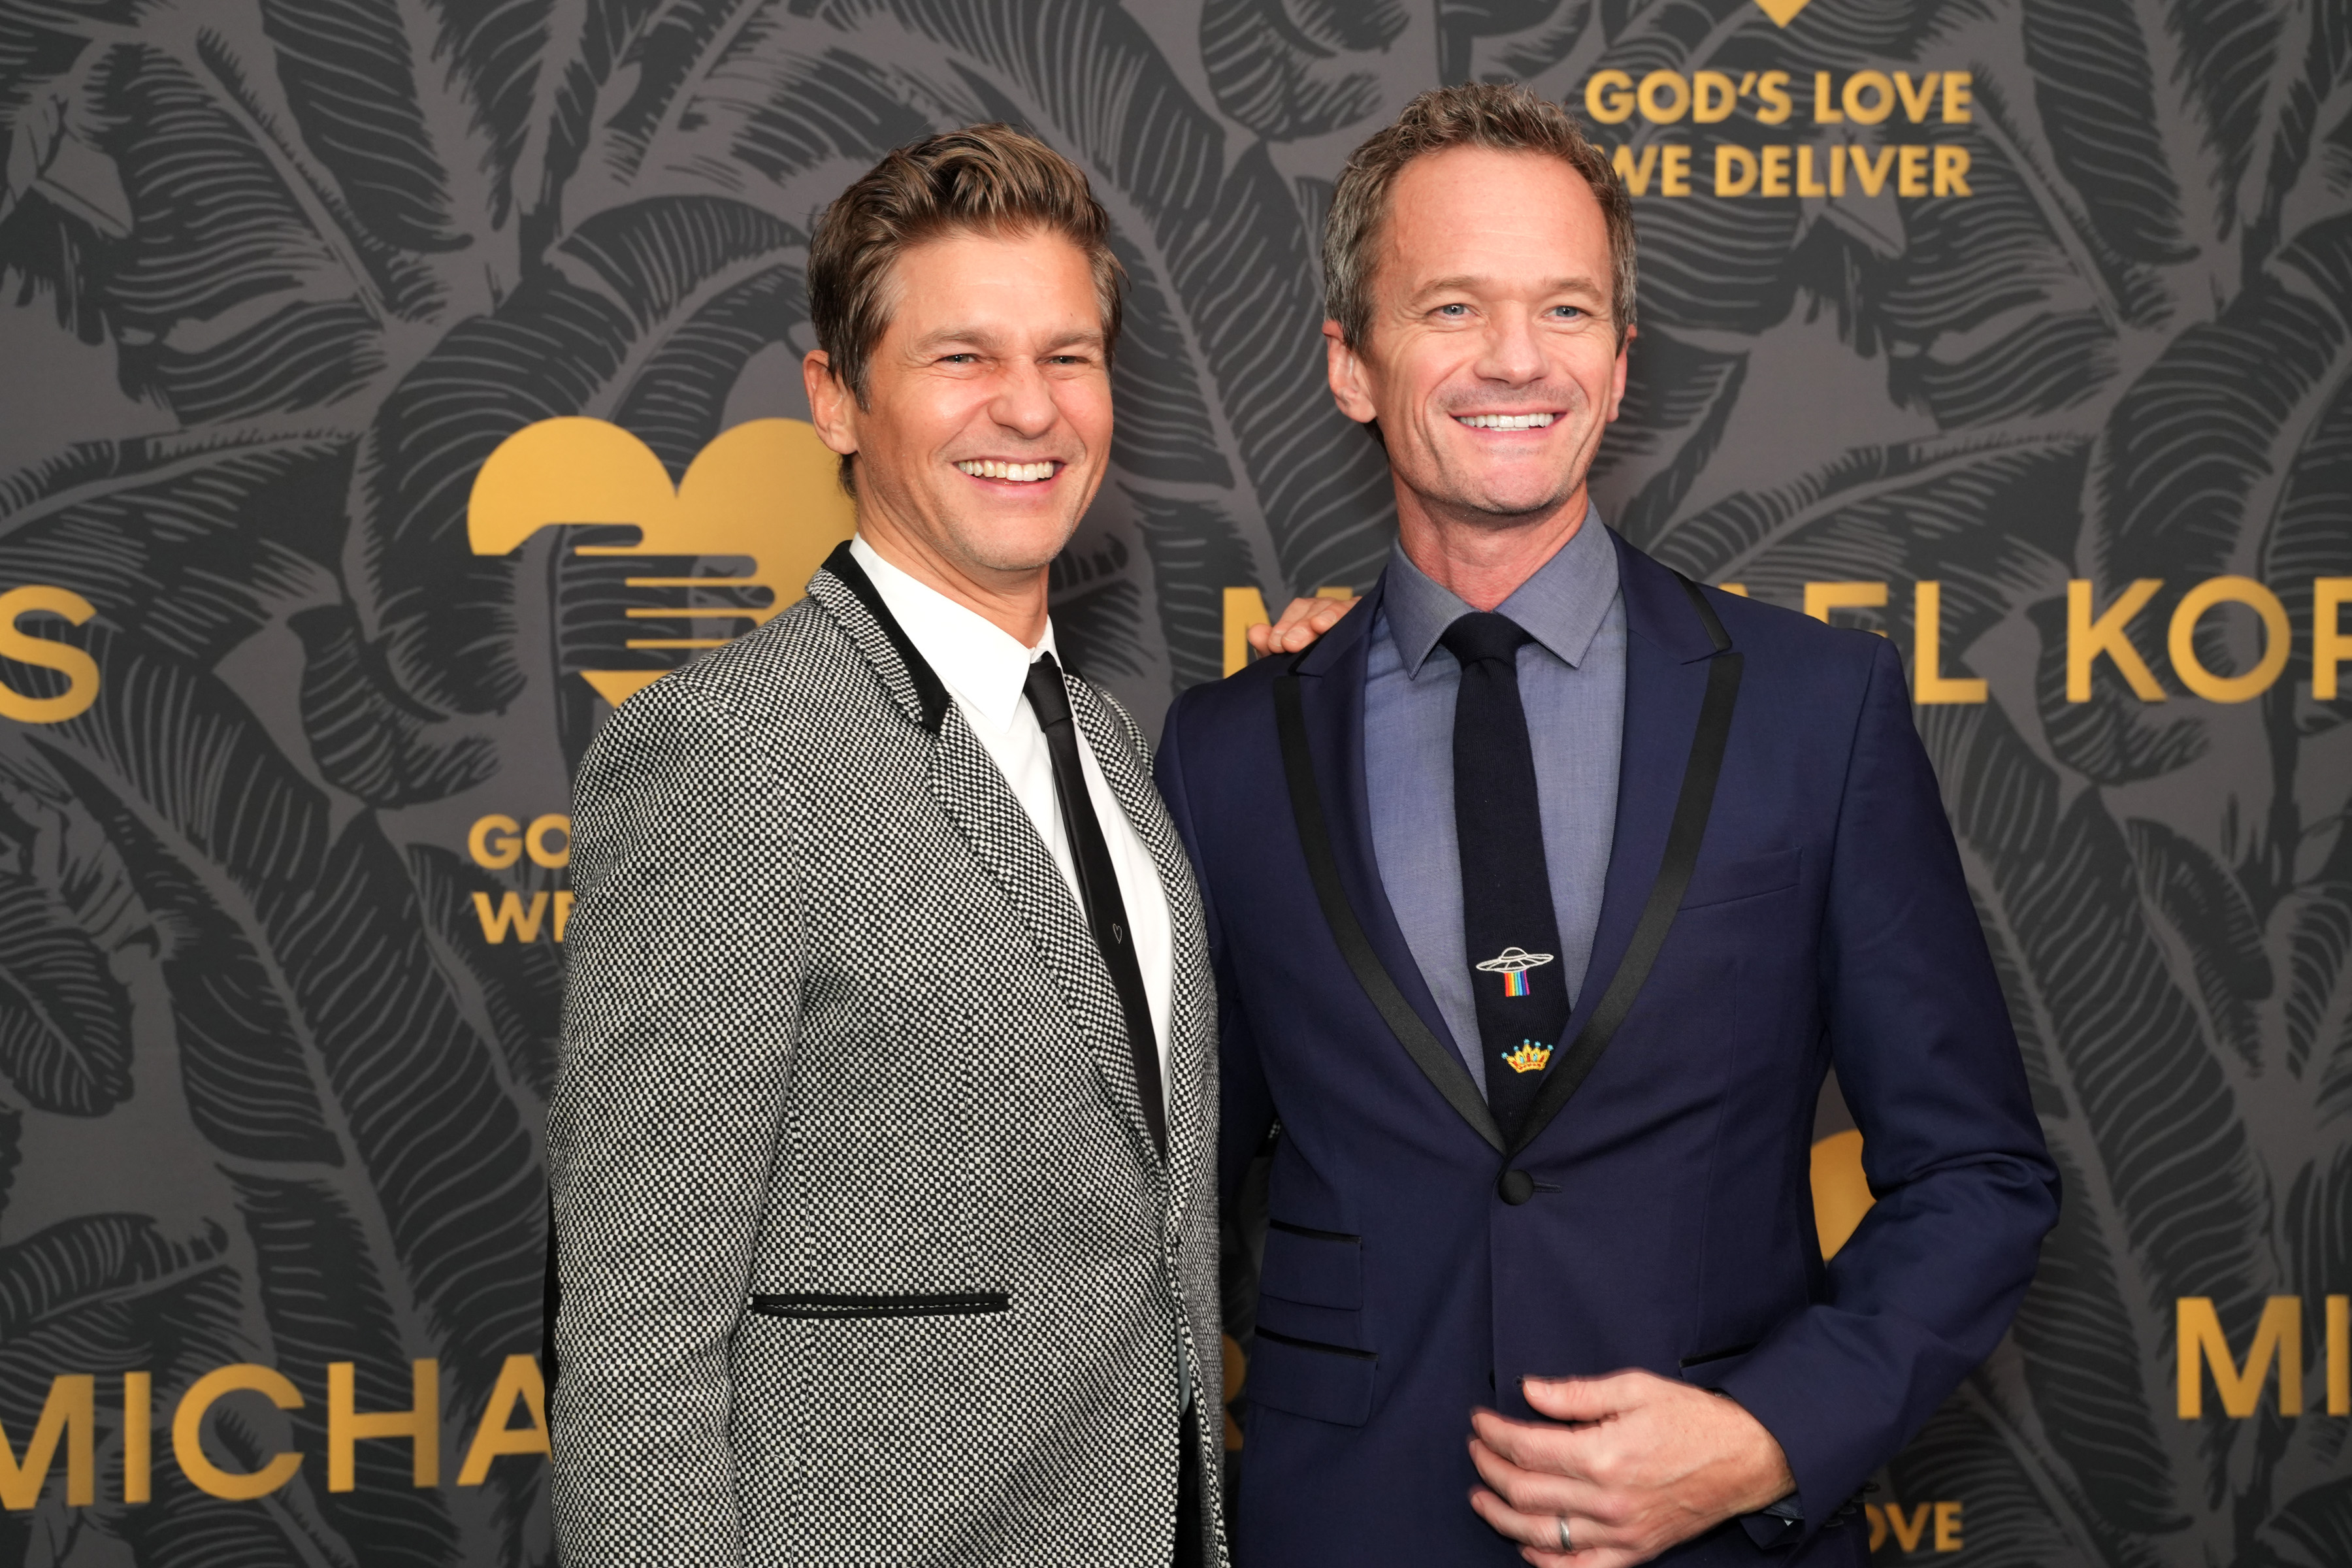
[{"x1": 1156, "y1": 532, "x2": 2059, "y2": 1565}]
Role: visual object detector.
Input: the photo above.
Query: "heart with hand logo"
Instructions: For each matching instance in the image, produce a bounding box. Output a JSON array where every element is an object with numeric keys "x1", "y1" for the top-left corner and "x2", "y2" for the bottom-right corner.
[{"x1": 468, "y1": 417, "x2": 857, "y2": 706}]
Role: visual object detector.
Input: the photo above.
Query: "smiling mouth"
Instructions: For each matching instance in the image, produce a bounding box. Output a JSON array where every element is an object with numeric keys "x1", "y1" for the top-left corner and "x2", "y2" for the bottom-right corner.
[
  {"x1": 1454, "y1": 412, "x2": 1559, "y2": 431},
  {"x1": 955, "y1": 459, "x2": 1062, "y2": 482}
]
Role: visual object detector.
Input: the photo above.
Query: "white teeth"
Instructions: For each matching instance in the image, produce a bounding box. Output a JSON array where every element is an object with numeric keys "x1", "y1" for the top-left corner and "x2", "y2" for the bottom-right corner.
[
  {"x1": 1456, "y1": 412, "x2": 1558, "y2": 430},
  {"x1": 955, "y1": 459, "x2": 1058, "y2": 482}
]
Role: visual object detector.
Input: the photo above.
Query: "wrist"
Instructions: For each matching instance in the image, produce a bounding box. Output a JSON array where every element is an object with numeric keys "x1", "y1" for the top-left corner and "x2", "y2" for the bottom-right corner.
[{"x1": 1711, "y1": 1392, "x2": 1796, "y2": 1514}]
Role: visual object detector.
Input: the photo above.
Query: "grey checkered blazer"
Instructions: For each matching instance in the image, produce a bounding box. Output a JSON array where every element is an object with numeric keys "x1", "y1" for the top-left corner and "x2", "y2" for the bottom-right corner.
[{"x1": 548, "y1": 551, "x2": 1224, "y2": 1567}]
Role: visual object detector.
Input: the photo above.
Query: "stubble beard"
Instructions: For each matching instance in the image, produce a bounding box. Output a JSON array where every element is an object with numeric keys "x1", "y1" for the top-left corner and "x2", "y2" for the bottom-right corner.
[
  {"x1": 1408, "y1": 409, "x2": 1604, "y2": 534},
  {"x1": 860, "y1": 456, "x2": 1084, "y2": 583},
  {"x1": 934, "y1": 482, "x2": 1090, "y2": 581}
]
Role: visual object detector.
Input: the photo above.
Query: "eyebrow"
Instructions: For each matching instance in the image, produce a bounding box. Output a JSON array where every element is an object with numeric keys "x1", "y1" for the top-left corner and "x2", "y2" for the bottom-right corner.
[
  {"x1": 1413, "y1": 274, "x2": 1607, "y2": 299},
  {"x1": 906, "y1": 325, "x2": 1106, "y2": 355}
]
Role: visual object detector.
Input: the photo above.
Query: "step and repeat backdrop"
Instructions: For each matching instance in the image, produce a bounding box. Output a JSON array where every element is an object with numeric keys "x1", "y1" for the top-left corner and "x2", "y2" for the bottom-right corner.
[{"x1": 1, "y1": 0, "x2": 2347, "y2": 1563}]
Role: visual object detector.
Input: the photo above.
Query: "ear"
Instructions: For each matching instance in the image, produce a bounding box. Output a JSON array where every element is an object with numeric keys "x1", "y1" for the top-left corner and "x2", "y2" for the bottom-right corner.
[
  {"x1": 1324, "y1": 320, "x2": 1379, "y2": 425},
  {"x1": 804, "y1": 350, "x2": 859, "y2": 457},
  {"x1": 1603, "y1": 323, "x2": 1635, "y2": 425}
]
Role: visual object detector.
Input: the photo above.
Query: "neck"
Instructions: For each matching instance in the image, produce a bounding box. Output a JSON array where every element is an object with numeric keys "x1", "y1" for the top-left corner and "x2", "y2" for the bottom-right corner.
[
  {"x1": 856, "y1": 503, "x2": 1051, "y2": 647},
  {"x1": 1394, "y1": 483, "x2": 1590, "y2": 612}
]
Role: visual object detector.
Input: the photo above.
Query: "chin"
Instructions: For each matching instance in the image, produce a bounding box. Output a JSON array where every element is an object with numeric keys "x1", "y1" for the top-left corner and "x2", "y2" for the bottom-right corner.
[
  {"x1": 948, "y1": 515, "x2": 1084, "y2": 576},
  {"x1": 1446, "y1": 482, "x2": 1584, "y2": 521},
  {"x1": 1416, "y1": 452, "x2": 1582, "y2": 518}
]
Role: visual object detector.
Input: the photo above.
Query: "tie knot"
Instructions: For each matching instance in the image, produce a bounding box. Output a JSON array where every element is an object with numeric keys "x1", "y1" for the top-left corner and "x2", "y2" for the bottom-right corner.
[
  {"x1": 1022, "y1": 650, "x2": 1073, "y2": 728},
  {"x1": 1440, "y1": 612, "x2": 1531, "y2": 668}
]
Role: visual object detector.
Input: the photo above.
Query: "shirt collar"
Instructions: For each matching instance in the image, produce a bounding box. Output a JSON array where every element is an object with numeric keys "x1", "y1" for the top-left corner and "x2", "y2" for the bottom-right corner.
[
  {"x1": 849, "y1": 534, "x2": 1054, "y2": 734},
  {"x1": 1380, "y1": 502, "x2": 1618, "y2": 678}
]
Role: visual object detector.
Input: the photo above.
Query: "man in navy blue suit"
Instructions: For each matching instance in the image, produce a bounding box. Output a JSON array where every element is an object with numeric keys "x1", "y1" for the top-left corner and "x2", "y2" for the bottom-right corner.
[{"x1": 1156, "y1": 84, "x2": 2059, "y2": 1566}]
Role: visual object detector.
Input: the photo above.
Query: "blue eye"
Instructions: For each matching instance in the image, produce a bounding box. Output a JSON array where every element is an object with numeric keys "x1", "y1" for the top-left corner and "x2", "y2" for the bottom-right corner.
[{"x1": 1437, "y1": 304, "x2": 1468, "y2": 317}]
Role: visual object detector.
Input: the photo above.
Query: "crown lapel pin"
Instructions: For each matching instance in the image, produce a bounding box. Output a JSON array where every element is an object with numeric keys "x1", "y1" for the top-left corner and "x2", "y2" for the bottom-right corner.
[{"x1": 1502, "y1": 1041, "x2": 1553, "y2": 1074}]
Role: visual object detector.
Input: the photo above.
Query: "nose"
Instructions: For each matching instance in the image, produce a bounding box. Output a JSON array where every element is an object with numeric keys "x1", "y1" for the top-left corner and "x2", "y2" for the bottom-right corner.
[
  {"x1": 987, "y1": 358, "x2": 1061, "y2": 440},
  {"x1": 1474, "y1": 311, "x2": 1546, "y2": 386}
]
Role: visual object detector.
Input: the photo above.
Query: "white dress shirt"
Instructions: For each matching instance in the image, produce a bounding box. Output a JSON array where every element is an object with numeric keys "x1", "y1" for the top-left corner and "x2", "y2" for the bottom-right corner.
[{"x1": 851, "y1": 537, "x2": 1175, "y2": 1097}]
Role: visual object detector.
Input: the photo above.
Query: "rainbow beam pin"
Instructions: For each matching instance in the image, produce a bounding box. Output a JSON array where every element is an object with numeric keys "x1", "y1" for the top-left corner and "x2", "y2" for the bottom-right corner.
[{"x1": 1476, "y1": 945, "x2": 1556, "y2": 998}]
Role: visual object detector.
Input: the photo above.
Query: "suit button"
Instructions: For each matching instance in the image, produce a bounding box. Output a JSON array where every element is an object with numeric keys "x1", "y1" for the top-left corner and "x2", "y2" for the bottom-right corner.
[{"x1": 1497, "y1": 1169, "x2": 1535, "y2": 1205}]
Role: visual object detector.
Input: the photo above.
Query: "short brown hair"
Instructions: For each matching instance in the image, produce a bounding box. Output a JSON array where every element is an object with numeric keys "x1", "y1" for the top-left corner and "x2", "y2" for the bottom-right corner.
[
  {"x1": 807, "y1": 123, "x2": 1124, "y2": 493},
  {"x1": 1324, "y1": 84, "x2": 1635, "y2": 349}
]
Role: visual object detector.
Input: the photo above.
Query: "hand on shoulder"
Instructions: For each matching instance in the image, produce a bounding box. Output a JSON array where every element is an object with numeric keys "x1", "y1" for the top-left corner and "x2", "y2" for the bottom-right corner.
[{"x1": 1245, "y1": 594, "x2": 1357, "y2": 657}]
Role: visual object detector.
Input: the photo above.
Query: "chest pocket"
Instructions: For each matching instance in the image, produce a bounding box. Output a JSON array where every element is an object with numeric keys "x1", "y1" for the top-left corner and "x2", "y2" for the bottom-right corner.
[{"x1": 1680, "y1": 847, "x2": 1799, "y2": 911}]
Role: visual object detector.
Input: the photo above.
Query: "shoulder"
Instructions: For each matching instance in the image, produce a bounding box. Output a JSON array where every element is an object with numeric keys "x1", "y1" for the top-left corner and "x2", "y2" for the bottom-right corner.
[
  {"x1": 1166, "y1": 589, "x2": 1382, "y2": 752},
  {"x1": 1714, "y1": 587, "x2": 1880, "y2": 666},
  {"x1": 660, "y1": 595, "x2": 872, "y2": 723},
  {"x1": 1168, "y1": 645, "x2": 1283, "y2": 721},
  {"x1": 1160, "y1": 646, "x2": 1299, "y2": 786},
  {"x1": 1615, "y1": 538, "x2": 1889, "y2": 705},
  {"x1": 580, "y1": 595, "x2": 913, "y2": 797}
]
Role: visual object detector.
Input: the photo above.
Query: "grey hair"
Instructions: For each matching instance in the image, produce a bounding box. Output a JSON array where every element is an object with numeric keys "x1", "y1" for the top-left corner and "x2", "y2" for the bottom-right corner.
[{"x1": 1323, "y1": 82, "x2": 1637, "y2": 349}]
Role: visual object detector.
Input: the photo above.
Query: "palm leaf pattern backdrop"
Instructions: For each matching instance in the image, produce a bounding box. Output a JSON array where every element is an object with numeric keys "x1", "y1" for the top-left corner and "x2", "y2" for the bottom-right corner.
[{"x1": 0, "y1": 0, "x2": 2344, "y2": 1562}]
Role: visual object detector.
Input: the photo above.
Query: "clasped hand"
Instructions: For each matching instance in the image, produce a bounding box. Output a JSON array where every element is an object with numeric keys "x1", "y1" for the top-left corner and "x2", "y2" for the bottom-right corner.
[{"x1": 1467, "y1": 1369, "x2": 1795, "y2": 1566}]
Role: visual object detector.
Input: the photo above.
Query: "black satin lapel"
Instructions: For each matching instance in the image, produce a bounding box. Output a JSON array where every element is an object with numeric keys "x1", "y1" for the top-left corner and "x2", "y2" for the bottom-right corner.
[
  {"x1": 810, "y1": 543, "x2": 949, "y2": 734},
  {"x1": 1509, "y1": 566, "x2": 1738, "y2": 1154},
  {"x1": 1569, "y1": 632, "x2": 1703, "y2": 1041},
  {"x1": 1327, "y1": 632, "x2": 1468, "y2": 1069},
  {"x1": 1288, "y1": 610, "x2": 1501, "y2": 1151},
  {"x1": 811, "y1": 548, "x2": 1162, "y2": 1176}
]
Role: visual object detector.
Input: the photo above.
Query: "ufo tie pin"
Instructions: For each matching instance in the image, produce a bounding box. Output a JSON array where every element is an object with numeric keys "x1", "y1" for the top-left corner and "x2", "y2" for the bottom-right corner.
[{"x1": 1476, "y1": 945, "x2": 1556, "y2": 998}]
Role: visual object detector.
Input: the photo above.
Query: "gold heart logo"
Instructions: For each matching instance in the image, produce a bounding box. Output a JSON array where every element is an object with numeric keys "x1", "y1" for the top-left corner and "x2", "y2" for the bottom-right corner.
[
  {"x1": 468, "y1": 417, "x2": 856, "y2": 705},
  {"x1": 1752, "y1": 0, "x2": 1811, "y2": 25}
]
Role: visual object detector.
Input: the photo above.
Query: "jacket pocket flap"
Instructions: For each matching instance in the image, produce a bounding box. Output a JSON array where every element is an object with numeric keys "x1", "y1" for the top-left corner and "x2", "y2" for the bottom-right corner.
[
  {"x1": 1260, "y1": 1222, "x2": 1363, "y2": 1309},
  {"x1": 749, "y1": 1292, "x2": 1009, "y2": 1319},
  {"x1": 1681, "y1": 848, "x2": 1800, "y2": 910},
  {"x1": 1247, "y1": 1330, "x2": 1376, "y2": 1427}
]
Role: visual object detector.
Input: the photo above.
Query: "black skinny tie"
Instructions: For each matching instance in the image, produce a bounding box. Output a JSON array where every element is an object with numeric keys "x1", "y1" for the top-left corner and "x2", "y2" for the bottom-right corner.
[
  {"x1": 1442, "y1": 613, "x2": 1569, "y2": 1143},
  {"x1": 1022, "y1": 652, "x2": 1168, "y2": 1160}
]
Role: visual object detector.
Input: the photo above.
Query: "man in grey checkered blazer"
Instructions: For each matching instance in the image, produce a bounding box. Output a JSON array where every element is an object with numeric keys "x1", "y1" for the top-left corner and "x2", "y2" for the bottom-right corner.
[{"x1": 547, "y1": 127, "x2": 1223, "y2": 1566}]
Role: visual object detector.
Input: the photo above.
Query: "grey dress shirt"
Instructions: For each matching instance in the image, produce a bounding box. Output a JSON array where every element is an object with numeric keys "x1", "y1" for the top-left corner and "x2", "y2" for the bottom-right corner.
[{"x1": 1363, "y1": 506, "x2": 1625, "y2": 1095}]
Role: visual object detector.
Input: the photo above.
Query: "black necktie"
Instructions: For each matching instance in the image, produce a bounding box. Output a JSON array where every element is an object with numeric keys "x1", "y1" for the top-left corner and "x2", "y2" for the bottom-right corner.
[
  {"x1": 1442, "y1": 613, "x2": 1569, "y2": 1143},
  {"x1": 1022, "y1": 652, "x2": 1168, "y2": 1160}
]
